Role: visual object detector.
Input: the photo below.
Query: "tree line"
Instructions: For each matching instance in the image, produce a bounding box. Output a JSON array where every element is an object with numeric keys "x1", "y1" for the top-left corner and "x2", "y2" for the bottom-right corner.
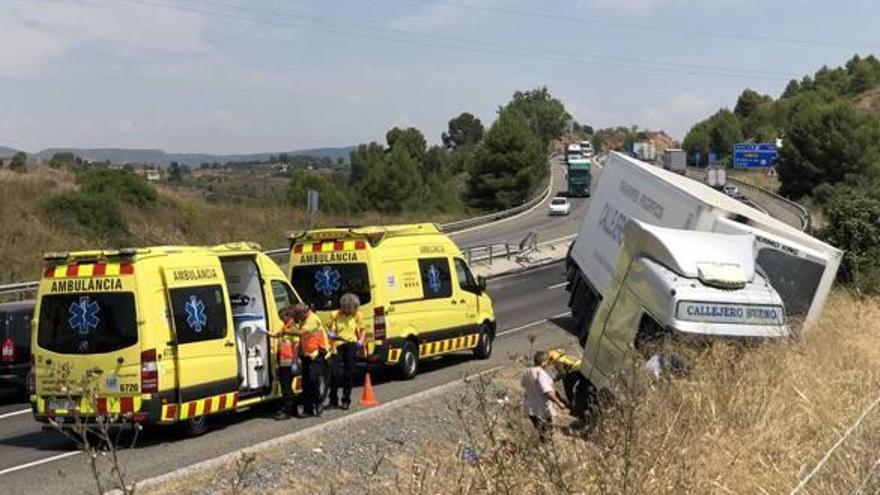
[
  {"x1": 683, "y1": 55, "x2": 880, "y2": 294},
  {"x1": 289, "y1": 87, "x2": 572, "y2": 215}
]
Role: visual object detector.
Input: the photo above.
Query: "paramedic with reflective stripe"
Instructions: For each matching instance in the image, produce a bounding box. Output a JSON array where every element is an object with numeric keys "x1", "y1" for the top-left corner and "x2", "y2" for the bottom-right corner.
[
  {"x1": 328, "y1": 293, "x2": 365, "y2": 410},
  {"x1": 295, "y1": 303, "x2": 330, "y2": 417},
  {"x1": 269, "y1": 306, "x2": 301, "y2": 419}
]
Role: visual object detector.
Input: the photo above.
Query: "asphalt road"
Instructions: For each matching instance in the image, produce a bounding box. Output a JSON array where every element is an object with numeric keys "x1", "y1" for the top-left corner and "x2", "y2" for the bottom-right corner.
[
  {"x1": 0, "y1": 155, "x2": 598, "y2": 493},
  {"x1": 0, "y1": 263, "x2": 578, "y2": 494},
  {"x1": 450, "y1": 155, "x2": 596, "y2": 248}
]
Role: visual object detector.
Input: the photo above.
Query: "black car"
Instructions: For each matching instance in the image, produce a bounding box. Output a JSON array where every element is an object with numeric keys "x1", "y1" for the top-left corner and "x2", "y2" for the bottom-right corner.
[{"x1": 0, "y1": 300, "x2": 34, "y2": 397}]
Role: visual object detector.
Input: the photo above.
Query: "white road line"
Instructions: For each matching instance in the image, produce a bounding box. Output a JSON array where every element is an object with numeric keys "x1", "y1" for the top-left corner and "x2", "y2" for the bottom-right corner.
[
  {"x1": 0, "y1": 451, "x2": 79, "y2": 477},
  {"x1": 0, "y1": 408, "x2": 31, "y2": 420},
  {"x1": 499, "y1": 312, "x2": 571, "y2": 337},
  {"x1": 546, "y1": 282, "x2": 567, "y2": 290}
]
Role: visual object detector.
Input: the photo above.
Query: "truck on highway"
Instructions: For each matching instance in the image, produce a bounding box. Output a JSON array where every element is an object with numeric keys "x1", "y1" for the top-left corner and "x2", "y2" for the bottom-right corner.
[
  {"x1": 565, "y1": 144, "x2": 582, "y2": 164},
  {"x1": 563, "y1": 152, "x2": 841, "y2": 411},
  {"x1": 566, "y1": 158, "x2": 591, "y2": 197},
  {"x1": 567, "y1": 152, "x2": 840, "y2": 333},
  {"x1": 706, "y1": 165, "x2": 727, "y2": 190},
  {"x1": 663, "y1": 148, "x2": 687, "y2": 174},
  {"x1": 580, "y1": 140, "x2": 595, "y2": 158}
]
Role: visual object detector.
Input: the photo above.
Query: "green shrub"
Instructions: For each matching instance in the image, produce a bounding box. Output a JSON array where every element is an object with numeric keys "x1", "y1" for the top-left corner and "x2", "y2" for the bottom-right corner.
[
  {"x1": 43, "y1": 192, "x2": 130, "y2": 243},
  {"x1": 76, "y1": 169, "x2": 158, "y2": 209},
  {"x1": 821, "y1": 188, "x2": 880, "y2": 294}
]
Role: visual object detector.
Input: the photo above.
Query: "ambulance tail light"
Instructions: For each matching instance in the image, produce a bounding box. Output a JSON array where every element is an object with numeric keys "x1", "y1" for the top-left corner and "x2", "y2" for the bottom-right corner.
[
  {"x1": 141, "y1": 349, "x2": 158, "y2": 393},
  {"x1": 373, "y1": 306, "x2": 386, "y2": 340},
  {"x1": 1, "y1": 337, "x2": 14, "y2": 363}
]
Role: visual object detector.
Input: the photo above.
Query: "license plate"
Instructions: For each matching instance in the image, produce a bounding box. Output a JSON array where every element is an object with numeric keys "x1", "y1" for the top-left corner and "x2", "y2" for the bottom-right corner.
[{"x1": 47, "y1": 398, "x2": 77, "y2": 411}]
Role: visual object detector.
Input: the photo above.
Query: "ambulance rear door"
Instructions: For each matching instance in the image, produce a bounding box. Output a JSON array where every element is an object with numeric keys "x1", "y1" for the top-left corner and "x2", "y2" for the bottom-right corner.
[{"x1": 163, "y1": 265, "x2": 238, "y2": 408}]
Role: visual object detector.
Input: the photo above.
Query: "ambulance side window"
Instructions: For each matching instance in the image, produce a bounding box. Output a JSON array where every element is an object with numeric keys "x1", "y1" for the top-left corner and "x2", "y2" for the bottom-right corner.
[
  {"x1": 453, "y1": 258, "x2": 478, "y2": 293},
  {"x1": 169, "y1": 285, "x2": 228, "y2": 344},
  {"x1": 418, "y1": 258, "x2": 452, "y2": 300},
  {"x1": 271, "y1": 280, "x2": 297, "y2": 312}
]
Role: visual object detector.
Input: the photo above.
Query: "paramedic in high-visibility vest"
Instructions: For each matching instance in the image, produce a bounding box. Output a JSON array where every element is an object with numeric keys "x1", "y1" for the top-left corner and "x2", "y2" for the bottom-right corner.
[
  {"x1": 327, "y1": 293, "x2": 366, "y2": 410},
  {"x1": 268, "y1": 305, "x2": 301, "y2": 420},
  {"x1": 293, "y1": 303, "x2": 331, "y2": 417}
]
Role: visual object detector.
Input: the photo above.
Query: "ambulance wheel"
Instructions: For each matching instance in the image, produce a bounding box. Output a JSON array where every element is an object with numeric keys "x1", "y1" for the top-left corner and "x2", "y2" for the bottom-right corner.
[
  {"x1": 398, "y1": 341, "x2": 419, "y2": 380},
  {"x1": 473, "y1": 325, "x2": 493, "y2": 360},
  {"x1": 181, "y1": 415, "x2": 209, "y2": 437}
]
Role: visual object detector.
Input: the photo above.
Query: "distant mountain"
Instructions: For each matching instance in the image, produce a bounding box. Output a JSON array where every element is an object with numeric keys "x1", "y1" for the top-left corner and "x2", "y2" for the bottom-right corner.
[
  {"x1": 25, "y1": 146, "x2": 354, "y2": 167},
  {"x1": 0, "y1": 146, "x2": 21, "y2": 158}
]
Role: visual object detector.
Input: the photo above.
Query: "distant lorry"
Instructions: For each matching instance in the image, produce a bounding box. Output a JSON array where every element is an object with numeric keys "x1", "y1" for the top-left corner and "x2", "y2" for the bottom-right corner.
[
  {"x1": 706, "y1": 166, "x2": 727, "y2": 190},
  {"x1": 565, "y1": 144, "x2": 582, "y2": 163},
  {"x1": 566, "y1": 158, "x2": 591, "y2": 197},
  {"x1": 567, "y1": 152, "x2": 840, "y2": 341},
  {"x1": 663, "y1": 148, "x2": 687, "y2": 174},
  {"x1": 580, "y1": 141, "x2": 595, "y2": 158},
  {"x1": 564, "y1": 152, "x2": 841, "y2": 410},
  {"x1": 632, "y1": 142, "x2": 656, "y2": 162}
]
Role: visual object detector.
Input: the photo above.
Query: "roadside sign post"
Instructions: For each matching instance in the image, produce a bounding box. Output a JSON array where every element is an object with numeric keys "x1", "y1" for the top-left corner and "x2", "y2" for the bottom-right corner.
[
  {"x1": 733, "y1": 143, "x2": 778, "y2": 170},
  {"x1": 306, "y1": 189, "x2": 319, "y2": 228}
]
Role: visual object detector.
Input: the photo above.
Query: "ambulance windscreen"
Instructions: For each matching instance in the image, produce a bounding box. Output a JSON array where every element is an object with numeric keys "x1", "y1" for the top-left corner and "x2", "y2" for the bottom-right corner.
[
  {"x1": 38, "y1": 293, "x2": 137, "y2": 354},
  {"x1": 291, "y1": 263, "x2": 371, "y2": 311}
]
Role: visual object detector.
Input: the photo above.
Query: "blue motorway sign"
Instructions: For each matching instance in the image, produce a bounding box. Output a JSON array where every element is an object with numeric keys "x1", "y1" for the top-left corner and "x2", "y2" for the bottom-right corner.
[{"x1": 733, "y1": 143, "x2": 777, "y2": 169}]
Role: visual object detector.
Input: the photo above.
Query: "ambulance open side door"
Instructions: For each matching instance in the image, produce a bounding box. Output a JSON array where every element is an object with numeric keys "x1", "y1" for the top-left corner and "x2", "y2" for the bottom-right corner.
[{"x1": 163, "y1": 266, "x2": 239, "y2": 407}]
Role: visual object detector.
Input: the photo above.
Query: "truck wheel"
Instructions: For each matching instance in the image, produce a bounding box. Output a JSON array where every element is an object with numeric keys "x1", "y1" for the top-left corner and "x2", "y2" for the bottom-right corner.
[
  {"x1": 180, "y1": 415, "x2": 209, "y2": 437},
  {"x1": 397, "y1": 341, "x2": 419, "y2": 380},
  {"x1": 473, "y1": 325, "x2": 493, "y2": 360}
]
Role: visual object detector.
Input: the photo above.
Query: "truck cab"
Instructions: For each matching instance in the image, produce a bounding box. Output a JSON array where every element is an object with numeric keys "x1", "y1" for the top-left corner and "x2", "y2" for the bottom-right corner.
[{"x1": 579, "y1": 220, "x2": 788, "y2": 392}]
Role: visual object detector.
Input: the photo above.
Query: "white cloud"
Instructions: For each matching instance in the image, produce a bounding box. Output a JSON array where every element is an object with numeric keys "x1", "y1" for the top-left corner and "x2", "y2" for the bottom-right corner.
[
  {"x1": 0, "y1": 0, "x2": 215, "y2": 76},
  {"x1": 586, "y1": 0, "x2": 674, "y2": 16},
  {"x1": 637, "y1": 92, "x2": 714, "y2": 139},
  {"x1": 386, "y1": 4, "x2": 458, "y2": 32}
]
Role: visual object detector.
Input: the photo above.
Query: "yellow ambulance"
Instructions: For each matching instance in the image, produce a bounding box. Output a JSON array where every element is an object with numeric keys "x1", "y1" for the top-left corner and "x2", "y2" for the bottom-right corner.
[
  {"x1": 288, "y1": 223, "x2": 496, "y2": 379},
  {"x1": 31, "y1": 243, "x2": 300, "y2": 435}
]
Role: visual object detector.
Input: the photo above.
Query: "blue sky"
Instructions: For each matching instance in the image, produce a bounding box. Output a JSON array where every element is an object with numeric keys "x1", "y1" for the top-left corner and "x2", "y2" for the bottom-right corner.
[{"x1": 2, "y1": 0, "x2": 878, "y2": 153}]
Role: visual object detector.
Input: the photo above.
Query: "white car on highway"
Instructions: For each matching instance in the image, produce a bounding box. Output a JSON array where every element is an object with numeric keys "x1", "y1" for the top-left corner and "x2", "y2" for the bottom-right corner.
[{"x1": 548, "y1": 196, "x2": 571, "y2": 215}]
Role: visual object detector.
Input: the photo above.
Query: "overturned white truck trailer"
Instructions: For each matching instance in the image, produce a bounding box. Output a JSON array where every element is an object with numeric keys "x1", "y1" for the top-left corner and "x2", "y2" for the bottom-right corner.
[{"x1": 565, "y1": 152, "x2": 841, "y2": 393}]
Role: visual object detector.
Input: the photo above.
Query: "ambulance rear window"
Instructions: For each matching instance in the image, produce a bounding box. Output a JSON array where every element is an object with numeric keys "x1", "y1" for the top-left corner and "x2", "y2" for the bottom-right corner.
[
  {"x1": 291, "y1": 263, "x2": 371, "y2": 311},
  {"x1": 37, "y1": 293, "x2": 137, "y2": 354}
]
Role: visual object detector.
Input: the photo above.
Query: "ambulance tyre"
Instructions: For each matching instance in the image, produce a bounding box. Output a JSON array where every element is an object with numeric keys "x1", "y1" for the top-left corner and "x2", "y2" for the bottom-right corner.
[
  {"x1": 473, "y1": 324, "x2": 493, "y2": 360},
  {"x1": 398, "y1": 341, "x2": 419, "y2": 380},
  {"x1": 181, "y1": 415, "x2": 209, "y2": 437}
]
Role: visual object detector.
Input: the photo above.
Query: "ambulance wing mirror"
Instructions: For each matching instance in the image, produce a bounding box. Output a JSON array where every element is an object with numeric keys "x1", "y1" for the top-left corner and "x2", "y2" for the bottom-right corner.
[{"x1": 477, "y1": 276, "x2": 487, "y2": 293}]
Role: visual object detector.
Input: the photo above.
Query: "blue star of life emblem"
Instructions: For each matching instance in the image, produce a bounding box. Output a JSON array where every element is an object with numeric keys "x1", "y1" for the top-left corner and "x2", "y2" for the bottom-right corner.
[
  {"x1": 314, "y1": 266, "x2": 342, "y2": 297},
  {"x1": 185, "y1": 295, "x2": 207, "y2": 333},
  {"x1": 427, "y1": 265, "x2": 442, "y2": 293},
  {"x1": 68, "y1": 296, "x2": 100, "y2": 336}
]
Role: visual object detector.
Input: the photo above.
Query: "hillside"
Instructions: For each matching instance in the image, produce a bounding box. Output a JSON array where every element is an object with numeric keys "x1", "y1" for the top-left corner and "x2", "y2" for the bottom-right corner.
[
  {"x1": 0, "y1": 166, "x2": 452, "y2": 286},
  {"x1": 24, "y1": 146, "x2": 354, "y2": 167},
  {"x1": 0, "y1": 146, "x2": 21, "y2": 158}
]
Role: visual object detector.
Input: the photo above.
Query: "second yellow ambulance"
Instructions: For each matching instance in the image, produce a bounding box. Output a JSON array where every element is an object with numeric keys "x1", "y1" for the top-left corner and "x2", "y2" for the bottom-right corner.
[{"x1": 288, "y1": 223, "x2": 496, "y2": 379}]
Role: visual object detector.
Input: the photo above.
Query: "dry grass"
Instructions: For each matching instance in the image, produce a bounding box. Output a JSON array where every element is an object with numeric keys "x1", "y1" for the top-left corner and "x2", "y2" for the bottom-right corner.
[
  {"x1": 252, "y1": 291, "x2": 880, "y2": 495},
  {"x1": 0, "y1": 166, "x2": 456, "y2": 286},
  {"x1": 142, "y1": 292, "x2": 880, "y2": 495}
]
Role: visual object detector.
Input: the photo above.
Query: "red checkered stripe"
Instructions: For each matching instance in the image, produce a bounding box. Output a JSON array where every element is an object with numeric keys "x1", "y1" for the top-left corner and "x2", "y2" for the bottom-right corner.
[
  {"x1": 292, "y1": 239, "x2": 367, "y2": 254},
  {"x1": 44, "y1": 261, "x2": 134, "y2": 278}
]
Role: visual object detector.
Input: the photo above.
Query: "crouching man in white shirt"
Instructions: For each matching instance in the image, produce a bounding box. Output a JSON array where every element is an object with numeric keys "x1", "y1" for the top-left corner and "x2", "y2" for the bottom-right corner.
[{"x1": 521, "y1": 351, "x2": 569, "y2": 441}]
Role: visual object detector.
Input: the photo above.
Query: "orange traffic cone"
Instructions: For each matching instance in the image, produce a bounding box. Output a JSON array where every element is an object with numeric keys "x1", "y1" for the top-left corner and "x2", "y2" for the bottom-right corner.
[{"x1": 360, "y1": 372, "x2": 379, "y2": 407}]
